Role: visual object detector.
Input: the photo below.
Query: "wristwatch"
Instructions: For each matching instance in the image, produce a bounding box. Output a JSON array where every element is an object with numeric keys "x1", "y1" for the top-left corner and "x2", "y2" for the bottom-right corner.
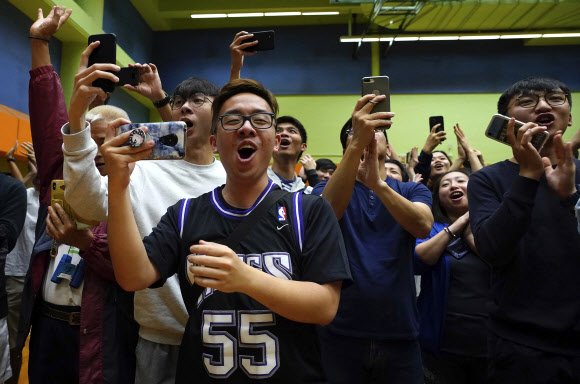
[{"x1": 153, "y1": 92, "x2": 170, "y2": 108}]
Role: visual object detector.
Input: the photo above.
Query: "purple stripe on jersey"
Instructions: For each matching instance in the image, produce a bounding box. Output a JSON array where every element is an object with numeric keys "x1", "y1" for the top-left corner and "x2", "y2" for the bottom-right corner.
[
  {"x1": 210, "y1": 180, "x2": 276, "y2": 220},
  {"x1": 292, "y1": 192, "x2": 303, "y2": 252},
  {"x1": 178, "y1": 198, "x2": 191, "y2": 238}
]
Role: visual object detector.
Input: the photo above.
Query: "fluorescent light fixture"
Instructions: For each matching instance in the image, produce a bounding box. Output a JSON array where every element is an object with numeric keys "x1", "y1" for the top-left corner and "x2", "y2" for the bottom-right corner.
[
  {"x1": 420, "y1": 36, "x2": 459, "y2": 41},
  {"x1": 500, "y1": 34, "x2": 542, "y2": 39},
  {"x1": 362, "y1": 37, "x2": 380, "y2": 42},
  {"x1": 227, "y1": 13, "x2": 264, "y2": 18},
  {"x1": 190, "y1": 14, "x2": 227, "y2": 18},
  {"x1": 394, "y1": 36, "x2": 419, "y2": 41},
  {"x1": 459, "y1": 35, "x2": 500, "y2": 40},
  {"x1": 340, "y1": 37, "x2": 361, "y2": 42},
  {"x1": 380, "y1": 37, "x2": 394, "y2": 42},
  {"x1": 542, "y1": 33, "x2": 580, "y2": 38},
  {"x1": 303, "y1": 12, "x2": 339, "y2": 15},
  {"x1": 265, "y1": 12, "x2": 301, "y2": 16}
]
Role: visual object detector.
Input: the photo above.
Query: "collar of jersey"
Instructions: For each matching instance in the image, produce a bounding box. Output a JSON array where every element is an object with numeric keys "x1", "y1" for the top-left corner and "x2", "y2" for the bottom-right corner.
[{"x1": 210, "y1": 179, "x2": 277, "y2": 220}]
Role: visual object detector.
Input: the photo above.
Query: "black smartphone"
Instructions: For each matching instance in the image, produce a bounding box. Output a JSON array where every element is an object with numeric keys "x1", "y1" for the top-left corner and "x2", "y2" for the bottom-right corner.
[
  {"x1": 88, "y1": 33, "x2": 117, "y2": 92},
  {"x1": 485, "y1": 114, "x2": 549, "y2": 151},
  {"x1": 242, "y1": 30, "x2": 275, "y2": 52},
  {"x1": 429, "y1": 116, "x2": 444, "y2": 132},
  {"x1": 116, "y1": 67, "x2": 139, "y2": 87},
  {"x1": 361, "y1": 76, "x2": 390, "y2": 114}
]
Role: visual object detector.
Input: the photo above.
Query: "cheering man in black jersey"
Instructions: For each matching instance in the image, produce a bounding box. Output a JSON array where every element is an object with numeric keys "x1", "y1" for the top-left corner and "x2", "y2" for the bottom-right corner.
[{"x1": 103, "y1": 79, "x2": 351, "y2": 383}]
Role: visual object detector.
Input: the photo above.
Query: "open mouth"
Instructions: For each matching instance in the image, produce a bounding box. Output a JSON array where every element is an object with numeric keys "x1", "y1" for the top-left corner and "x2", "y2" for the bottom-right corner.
[
  {"x1": 181, "y1": 118, "x2": 193, "y2": 128},
  {"x1": 535, "y1": 114, "x2": 555, "y2": 126},
  {"x1": 238, "y1": 145, "x2": 256, "y2": 160},
  {"x1": 434, "y1": 163, "x2": 444, "y2": 170},
  {"x1": 450, "y1": 190, "x2": 464, "y2": 201},
  {"x1": 279, "y1": 138, "x2": 291, "y2": 149}
]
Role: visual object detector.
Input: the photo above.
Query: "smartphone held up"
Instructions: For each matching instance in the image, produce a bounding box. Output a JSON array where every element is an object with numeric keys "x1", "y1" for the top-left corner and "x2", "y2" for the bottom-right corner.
[
  {"x1": 362, "y1": 76, "x2": 391, "y2": 128},
  {"x1": 485, "y1": 114, "x2": 549, "y2": 152},
  {"x1": 117, "y1": 122, "x2": 187, "y2": 160}
]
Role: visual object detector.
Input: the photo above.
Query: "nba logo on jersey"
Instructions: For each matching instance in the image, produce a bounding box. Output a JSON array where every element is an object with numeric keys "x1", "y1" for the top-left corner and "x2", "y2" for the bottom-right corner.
[{"x1": 278, "y1": 206, "x2": 286, "y2": 221}]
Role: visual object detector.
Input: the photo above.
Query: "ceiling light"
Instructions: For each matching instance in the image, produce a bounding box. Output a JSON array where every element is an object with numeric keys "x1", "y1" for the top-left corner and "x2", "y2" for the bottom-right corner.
[
  {"x1": 459, "y1": 35, "x2": 500, "y2": 40},
  {"x1": 500, "y1": 34, "x2": 542, "y2": 39},
  {"x1": 302, "y1": 12, "x2": 339, "y2": 16},
  {"x1": 542, "y1": 33, "x2": 580, "y2": 38},
  {"x1": 362, "y1": 37, "x2": 380, "y2": 42},
  {"x1": 394, "y1": 36, "x2": 419, "y2": 41},
  {"x1": 380, "y1": 37, "x2": 394, "y2": 42},
  {"x1": 190, "y1": 14, "x2": 227, "y2": 18},
  {"x1": 420, "y1": 36, "x2": 459, "y2": 41},
  {"x1": 227, "y1": 13, "x2": 264, "y2": 18},
  {"x1": 264, "y1": 12, "x2": 301, "y2": 16},
  {"x1": 340, "y1": 37, "x2": 362, "y2": 42}
]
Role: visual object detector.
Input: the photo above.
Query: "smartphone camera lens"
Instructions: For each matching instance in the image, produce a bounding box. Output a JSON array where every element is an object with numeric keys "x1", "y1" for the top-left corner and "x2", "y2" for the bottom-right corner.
[{"x1": 159, "y1": 134, "x2": 178, "y2": 147}]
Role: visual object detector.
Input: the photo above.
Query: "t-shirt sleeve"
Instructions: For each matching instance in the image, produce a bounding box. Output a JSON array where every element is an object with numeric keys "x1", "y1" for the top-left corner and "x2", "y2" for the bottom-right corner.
[
  {"x1": 405, "y1": 180, "x2": 433, "y2": 208},
  {"x1": 299, "y1": 195, "x2": 352, "y2": 284},
  {"x1": 310, "y1": 180, "x2": 327, "y2": 196},
  {"x1": 143, "y1": 200, "x2": 183, "y2": 286}
]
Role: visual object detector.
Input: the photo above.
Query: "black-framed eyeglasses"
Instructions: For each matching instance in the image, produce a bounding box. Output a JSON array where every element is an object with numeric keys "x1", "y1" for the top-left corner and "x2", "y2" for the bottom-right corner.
[
  {"x1": 170, "y1": 93, "x2": 212, "y2": 110},
  {"x1": 346, "y1": 128, "x2": 385, "y2": 136},
  {"x1": 507, "y1": 91, "x2": 568, "y2": 110},
  {"x1": 218, "y1": 113, "x2": 276, "y2": 131}
]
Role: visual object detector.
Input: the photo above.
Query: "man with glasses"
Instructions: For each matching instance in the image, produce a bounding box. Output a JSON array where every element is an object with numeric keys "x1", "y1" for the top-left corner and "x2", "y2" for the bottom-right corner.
[
  {"x1": 312, "y1": 104, "x2": 433, "y2": 383},
  {"x1": 468, "y1": 77, "x2": 580, "y2": 383},
  {"x1": 102, "y1": 78, "x2": 351, "y2": 383},
  {"x1": 63, "y1": 70, "x2": 226, "y2": 383}
]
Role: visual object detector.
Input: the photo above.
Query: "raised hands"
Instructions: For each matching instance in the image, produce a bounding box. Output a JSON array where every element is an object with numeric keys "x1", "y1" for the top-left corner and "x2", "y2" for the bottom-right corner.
[
  {"x1": 6, "y1": 140, "x2": 18, "y2": 159},
  {"x1": 542, "y1": 132, "x2": 577, "y2": 200},
  {"x1": 30, "y1": 6, "x2": 72, "y2": 40},
  {"x1": 124, "y1": 63, "x2": 164, "y2": 102},
  {"x1": 230, "y1": 31, "x2": 258, "y2": 81},
  {"x1": 69, "y1": 42, "x2": 120, "y2": 133},
  {"x1": 506, "y1": 118, "x2": 546, "y2": 180},
  {"x1": 423, "y1": 124, "x2": 446, "y2": 154},
  {"x1": 300, "y1": 154, "x2": 316, "y2": 171},
  {"x1": 351, "y1": 94, "x2": 393, "y2": 151}
]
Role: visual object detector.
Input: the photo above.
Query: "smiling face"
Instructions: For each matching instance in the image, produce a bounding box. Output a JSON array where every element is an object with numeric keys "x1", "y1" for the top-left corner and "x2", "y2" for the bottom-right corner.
[
  {"x1": 274, "y1": 122, "x2": 306, "y2": 161},
  {"x1": 506, "y1": 88, "x2": 572, "y2": 139},
  {"x1": 385, "y1": 162, "x2": 403, "y2": 182},
  {"x1": 210, "y1": 93, "x2": 280, "y2": 182},
  {"x1": 171, "y1": 94, "x2": 214, "y2": 148},
  {"x1": 438, "y1": 171, "x2": 469, "y2": 217},
  {"x1": 431, "y1": 151, "x2": 451, "y2": 179}
]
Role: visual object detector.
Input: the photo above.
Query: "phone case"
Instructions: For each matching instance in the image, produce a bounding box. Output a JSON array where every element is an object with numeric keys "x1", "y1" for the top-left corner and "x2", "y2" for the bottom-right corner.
[
  {"x1": 485, "y1": 114, "x2": 549, "y2": 151},
  {"x1": 117, "y1": 122, "x2": 187, "y2": 160},
  {"x1": 117, "y1": 67, "x2": 139, "y2": 87},
  {"x1": 243, "y1": 30, "x2": 275, "y2": 52},
  {"x1": 362, "y1": 76, "x2": 391, "y2": 114},
  {"x1": 88, "y1": 33, "x2": 117, "y2": 92},
  {"x1": 429, "y1": 116, "x2": 444, "y2": 132},
  {"x1": 51, "y1": 180, "x2": 100, "y2": 229}
]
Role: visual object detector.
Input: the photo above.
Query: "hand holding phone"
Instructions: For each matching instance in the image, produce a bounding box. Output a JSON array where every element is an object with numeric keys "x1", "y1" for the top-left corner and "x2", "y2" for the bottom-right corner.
[
  {"x1": 51, "y1": 180, "x2": 100, "y2": 229},
  {"x1": 485, "y1": 114, "x2": 548, "y2": 152},
  {"x1": 88, "y1": 33, "x2": 117, "y2": 92},
  {"x1": 429, "y1": 116, "x2": 444, "y2": 133},
  {"x1": 242, "y1": 30, "x2": 275, "y2": 52}
]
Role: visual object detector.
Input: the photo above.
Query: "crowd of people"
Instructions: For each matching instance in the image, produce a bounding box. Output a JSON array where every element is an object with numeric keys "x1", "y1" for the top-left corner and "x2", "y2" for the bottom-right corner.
[{"x1": 1, "y1": 5, "x2": 580, "y2": 384}]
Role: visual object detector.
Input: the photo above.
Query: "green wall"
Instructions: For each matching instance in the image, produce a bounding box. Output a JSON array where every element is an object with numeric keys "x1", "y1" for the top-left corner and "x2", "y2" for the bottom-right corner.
[{"x1": 277, "y1": 92, "x2": 580, "y2": 165}]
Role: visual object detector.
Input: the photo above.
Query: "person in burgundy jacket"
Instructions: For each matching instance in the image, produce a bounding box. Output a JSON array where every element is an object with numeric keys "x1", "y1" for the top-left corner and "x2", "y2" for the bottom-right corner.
[{"x1": 15, "y1": 6, "x2": 137, "y2": 384}]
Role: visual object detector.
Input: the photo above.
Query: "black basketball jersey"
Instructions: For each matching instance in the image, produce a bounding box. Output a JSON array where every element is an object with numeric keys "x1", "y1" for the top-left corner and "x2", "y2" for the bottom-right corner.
[{"x1": 144, "y1": 181, "x2": 350, "y2": 383}]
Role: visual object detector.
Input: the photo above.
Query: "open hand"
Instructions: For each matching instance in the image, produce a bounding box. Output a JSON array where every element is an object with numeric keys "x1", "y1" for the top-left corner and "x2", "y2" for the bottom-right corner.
[{"x1": 30, "y1": 6, "x2": 72, "y2": 39}]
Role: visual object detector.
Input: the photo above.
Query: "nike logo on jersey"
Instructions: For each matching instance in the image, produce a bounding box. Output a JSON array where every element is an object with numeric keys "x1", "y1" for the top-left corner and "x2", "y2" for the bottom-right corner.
[{"x1": 277, "y1": 224, "x2": 288, "y2": 230}]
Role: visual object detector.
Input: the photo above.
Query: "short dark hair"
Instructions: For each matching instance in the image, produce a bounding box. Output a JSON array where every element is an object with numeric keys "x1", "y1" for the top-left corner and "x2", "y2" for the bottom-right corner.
[
  {"x1": 211, "y1": 79, "x2": 279, "y2": 135},
  {"x1": 173, "y1": 77, "x2": 220, "y2": 100},
  {"x1": 277, "y1": 116, "x2": 307, "y2": 144},
  {"x1": 385, "y1": 159, "x2": 409, "y2": 182},
  {"x1": 497, "y1": 77, "x2": 572, "y2": 115},
  {"x1": 316, "y1": 158, "x2": 336, "y2": 171},
  {"x1": 339, "y1": 117, "x2": 388, "y2": 150},
  {"x1": 431, "y1": 168, "x2": 471, "y2": 224}
]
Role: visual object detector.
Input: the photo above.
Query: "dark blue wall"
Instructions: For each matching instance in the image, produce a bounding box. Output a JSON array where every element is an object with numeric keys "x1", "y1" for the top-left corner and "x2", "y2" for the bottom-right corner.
[
  {"x1": 0, "y1": 0, "x2": 62, "y2": 114},
  {"x1": 152, "y1": 24, "x2": 580, "y2": 95},
  {"x1": 103, "y1": 0, "x2": 152, "y2": 64}
]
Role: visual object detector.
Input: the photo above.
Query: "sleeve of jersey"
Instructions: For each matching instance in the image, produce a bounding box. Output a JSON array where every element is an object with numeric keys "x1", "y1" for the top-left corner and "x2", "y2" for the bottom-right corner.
[
  {"x1": 299, "y1": 196, "x2": 352, "y2": 284},
  {"x1": 310, "y1": 180, "x2": 327, "y2": 196},
  {"x1": 407, "y1": 181, "x2": 433, "y2": 208},
  {"x1": 143, "y1": 201, "x2": 183, "y2": 287}
]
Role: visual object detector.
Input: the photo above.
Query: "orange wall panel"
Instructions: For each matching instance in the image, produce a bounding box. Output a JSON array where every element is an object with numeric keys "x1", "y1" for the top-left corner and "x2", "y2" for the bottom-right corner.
[{"x1": 0, "y1": 111, "x2": 19, "y2": 157}]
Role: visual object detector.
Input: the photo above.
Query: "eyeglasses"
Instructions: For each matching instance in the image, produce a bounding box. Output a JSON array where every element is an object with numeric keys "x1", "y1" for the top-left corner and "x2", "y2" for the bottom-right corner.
[
  {"x1": 346, "y1": 128, "x2": 385, "y2": 136},
  {"x1": 170, "y1": 93, "x2": 212, "y2": 110},
  {"x1": 218, "y1": 113, "x2": 276, "y2": 131},
  {"x1": 507, "y1": 91, "x2": 568, "y2": 110}
]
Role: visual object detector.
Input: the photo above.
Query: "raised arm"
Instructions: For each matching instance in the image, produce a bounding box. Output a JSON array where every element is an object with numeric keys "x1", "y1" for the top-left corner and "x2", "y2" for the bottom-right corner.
[
  {"x1": 453, "y1": 123, "x2": 483, "y2": 171},
  {"x1": 415, "y1": 213, "x2": 469, "y2": 266},
  {"x1": 229, "y1": 31, "x2": 257, "y2": 81},
  {"x1": 322, "y1": 94, "x2": 392, "y2": 219},
  {"x1": 5, "y1": 140, "x2": 24, "y2": 182}
]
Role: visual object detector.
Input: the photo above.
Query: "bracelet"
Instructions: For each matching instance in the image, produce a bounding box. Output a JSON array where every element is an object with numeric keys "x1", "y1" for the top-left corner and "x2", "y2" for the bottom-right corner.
[
  {"x1": 153, "y1": 92, "x2": 170, "y2": 109},
  {"x1": 6, "y1": 158, "x2": 16, "y2": 162},
  {"x1": 443, "y1": 226, "x2": 457, "y2": 241},
  {"x1": 29, "y1": 35, "x2": 50, "y2": 42}
]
